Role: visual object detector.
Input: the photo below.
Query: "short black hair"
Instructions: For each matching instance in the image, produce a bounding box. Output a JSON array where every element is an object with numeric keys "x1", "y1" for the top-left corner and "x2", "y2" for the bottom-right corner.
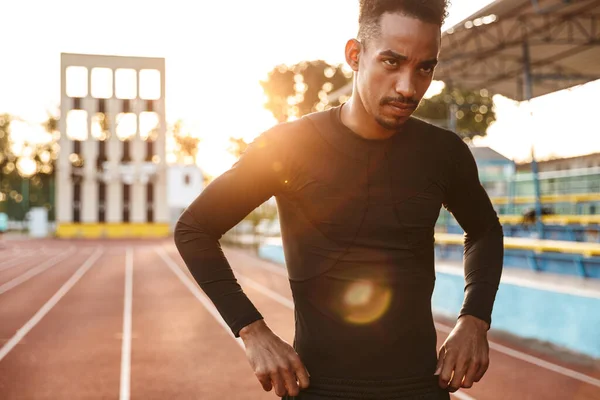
[{"x1": 358, "y1": 0, "x2": 450, "y2": 43}]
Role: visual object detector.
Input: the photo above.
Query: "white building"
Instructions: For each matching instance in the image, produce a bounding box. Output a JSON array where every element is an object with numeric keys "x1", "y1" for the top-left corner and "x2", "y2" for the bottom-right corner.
[
  {"x1": 56, "y1": 53, "x2": 169, "y2": 238},
  {"x1": 167, "y1": 164, "x2": 205, "y2": 229}
]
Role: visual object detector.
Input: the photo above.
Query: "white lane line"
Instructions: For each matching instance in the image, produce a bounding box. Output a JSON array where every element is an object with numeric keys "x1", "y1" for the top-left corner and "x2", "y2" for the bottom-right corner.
[
  {"x1": 0, "y1": 253, "x2": 35, "y2": 272},
  {"x1": 119, "y1": 247, "x2": 133, "y2": 400},
  {"x1": 161, "y1": 249, "x2": 475, "y2": 399},
  {"x1": 236, "y1": 275, "x2": 294, "y2": 309},
  {"x1": 0, "y1": 247, "x2": 76, "y2": 295},
  {"x1": 228, "y1": 249, "x2": 600, "y2": 390},
  {"x1": 434, "y1": 323, "x2": 600, "y2": 389},
  {"x1": 226, "y1": 248, "x2": 288, "y2": 278},
  {"x1": 235, "y1": 272, "x2": 476, "y2": 399},
  {"x1": 451, "y1": 391, "x2": 476, "y2": 400},
  {"x1": 436, "y1": 263, "x2": 600, "y2": 300},
  {"x1": 0, "y1": 247, "x2": 103, "y2": 362},
  {"x1": 155, "y1": 248, "x2": 244, "y2": 349}
]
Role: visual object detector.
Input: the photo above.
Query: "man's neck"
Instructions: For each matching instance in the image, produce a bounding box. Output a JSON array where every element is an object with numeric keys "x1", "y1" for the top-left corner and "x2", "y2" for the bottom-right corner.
[{"x1": 340, "y1": 97, "x2": 399, "y2": 141}]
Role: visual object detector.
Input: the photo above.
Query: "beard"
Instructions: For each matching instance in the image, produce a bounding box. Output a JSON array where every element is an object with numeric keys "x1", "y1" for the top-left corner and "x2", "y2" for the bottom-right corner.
[
  {"x1": 374, "y1": 114, "x2": 406, "y2": 130},
  {"x1": 374, "y1": 96, "x2": 420, "y2": 130}
]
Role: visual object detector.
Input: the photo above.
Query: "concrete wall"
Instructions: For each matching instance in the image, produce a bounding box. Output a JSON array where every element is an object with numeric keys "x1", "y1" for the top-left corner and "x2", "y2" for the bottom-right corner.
[
  {"x1": 432, "y1": 265, "x2": 600, "y2": 358},
  {"x1": 167, "y1": 165, "x2": 204, "y2": 209},
  {"x1": 257, "y1": 242, "x2": 600, "y2": 359}
]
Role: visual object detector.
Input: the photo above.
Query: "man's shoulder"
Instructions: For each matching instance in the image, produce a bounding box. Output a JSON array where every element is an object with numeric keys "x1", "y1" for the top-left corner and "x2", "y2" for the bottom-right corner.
[
  {"x1": 409, "y1": 116, "x2": 466, "y2": 149},
  {"x1": 259, "y1": 109, "x2": 331, "y2": 144}
]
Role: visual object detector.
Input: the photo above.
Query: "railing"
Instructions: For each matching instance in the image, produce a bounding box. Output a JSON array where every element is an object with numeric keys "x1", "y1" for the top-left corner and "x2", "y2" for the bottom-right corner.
[
  {"x1": 490, "y1": 193, "x2": 600, "y2": 204},
  {"x1": 497, "y1": 215, "x2": 600, "y2": 225},
  {"x1": 435, "y1": 233, "x2": 600, "y2": 257},
  {"x1": 435, "y1": 233, "x2": 600, "y2": 278}
]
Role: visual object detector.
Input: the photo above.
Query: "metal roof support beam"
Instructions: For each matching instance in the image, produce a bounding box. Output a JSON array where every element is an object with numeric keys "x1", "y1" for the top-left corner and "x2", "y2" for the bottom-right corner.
[
  {"x1": 442, "y1": 12, "x2": 600, "y2": 67},
  {"x1": 522, "y1": 39, "x2": 545, "y2": 238},
  {"x1": 533, "y1": 73, "x2": 599, "y2": 81},
  {"x1": 483, "y1": 42, "x2": 597, "y2": 87},
  {"x1": 530, "y1": 0, "x2": 576, "y2": 15}
]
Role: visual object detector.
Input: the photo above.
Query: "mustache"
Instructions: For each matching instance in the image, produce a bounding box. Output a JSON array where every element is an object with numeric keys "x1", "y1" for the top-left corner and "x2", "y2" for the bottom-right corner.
[{"x1": 380, "y1": 96, "x2": 419, "y2": 107}]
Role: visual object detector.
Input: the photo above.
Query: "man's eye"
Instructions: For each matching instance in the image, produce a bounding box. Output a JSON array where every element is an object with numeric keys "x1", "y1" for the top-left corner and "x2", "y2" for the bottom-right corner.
[
  {"x1": 420, "y1": 66, "x2": 434, "y2": 75},
  {"x1": 383, "y1": 59, "x2": 398, "y2": 67}
]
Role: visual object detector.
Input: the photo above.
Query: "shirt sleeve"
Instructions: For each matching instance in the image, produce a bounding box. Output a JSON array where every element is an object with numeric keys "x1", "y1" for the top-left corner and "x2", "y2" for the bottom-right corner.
[
  {"x1": 173, "y1": 129, "x2": 287, "y2": 337},
  {"x1": 442, "y1": 136, "x2": 504, "y2": 327}
]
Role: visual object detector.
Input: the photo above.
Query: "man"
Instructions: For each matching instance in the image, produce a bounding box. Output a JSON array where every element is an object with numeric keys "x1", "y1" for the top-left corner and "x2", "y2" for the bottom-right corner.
[{"x1": 174, "y1": 0, "x2": 504, "y2": 398}]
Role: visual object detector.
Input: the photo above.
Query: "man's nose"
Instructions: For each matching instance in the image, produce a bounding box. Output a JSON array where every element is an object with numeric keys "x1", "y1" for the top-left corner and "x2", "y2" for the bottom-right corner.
[{"x1": 394, "y1": 72, "x2": 416, "y2": 100}]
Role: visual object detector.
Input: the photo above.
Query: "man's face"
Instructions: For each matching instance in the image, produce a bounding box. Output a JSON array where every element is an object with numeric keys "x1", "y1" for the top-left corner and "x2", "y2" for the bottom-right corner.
[{"x1": 356, "y1": 13, "x2": 441, "y2": 130}]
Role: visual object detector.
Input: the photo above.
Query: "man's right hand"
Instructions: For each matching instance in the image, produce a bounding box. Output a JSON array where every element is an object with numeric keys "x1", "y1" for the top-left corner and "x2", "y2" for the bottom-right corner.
[{"x1": 240, "y1": 320, "x2": 310, "y2": 397}]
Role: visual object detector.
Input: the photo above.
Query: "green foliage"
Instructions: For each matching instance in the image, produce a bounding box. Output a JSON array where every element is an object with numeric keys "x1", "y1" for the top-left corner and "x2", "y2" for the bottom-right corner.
[
  {"x1": 228, "y1": 137, "x2": 249, "y2": 159},
  {"x1": 260, "y1": 60, "x2": 352, "y2": 122},
  {"x1": 0, "y1": 112, "x2": 58, "y2": 220},
  {"x1": 171, "y1": 120, "x2": 200, "y2": 164},
  {"x1": 244, "y1": 203, "x2": 278, "y2": 229},
  {"x1": 243, "y1": 202, "x2": 279, "y2": 251},
  {"x1": 0, "y1": 114, "x2": 11, "y2": 156},
  {"x1": 414, "y1": 86, "x2": 496, "y2": 141}
]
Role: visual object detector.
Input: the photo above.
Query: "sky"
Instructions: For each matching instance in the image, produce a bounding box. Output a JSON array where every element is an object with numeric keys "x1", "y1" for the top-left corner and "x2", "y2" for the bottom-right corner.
[{"x1": 1, "y1": 0, "x2": 599, "y2": 176}]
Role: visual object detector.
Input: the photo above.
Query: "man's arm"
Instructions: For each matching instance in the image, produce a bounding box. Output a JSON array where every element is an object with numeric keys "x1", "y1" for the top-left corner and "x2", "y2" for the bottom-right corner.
[
  {"x1": 173, "y1": 128, "x2": 309, "y2": 397},
  {"x1": 174, "y1": 131, "x2": 281, "y2": 336},
  {"x1": 436, "y1": 136, "x2": 504, "y2": 392}
]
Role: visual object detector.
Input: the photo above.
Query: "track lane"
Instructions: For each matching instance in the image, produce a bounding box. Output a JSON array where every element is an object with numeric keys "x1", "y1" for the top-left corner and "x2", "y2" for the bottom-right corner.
[
  {"x1": 189, "y1": 245, "x2": 600, "y2": 400},
  {"x1": 128, "y1": 246, "x2": 271, "y2": 399},
  {"x1": 0, "y1": 247, "x2": 128, "y2": 399},
  {"x1": 0, "y1": 249, "x2": 92, "y2": 348},
  {"x1": 0, "y1": 239, "x2": 597, "y2": 400}
]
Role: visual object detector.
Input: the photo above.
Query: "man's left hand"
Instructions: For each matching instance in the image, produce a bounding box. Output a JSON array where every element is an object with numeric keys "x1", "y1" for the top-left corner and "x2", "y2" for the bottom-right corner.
[{"x1": 435, "y1": 315, "x2": 490, "y2": 392}]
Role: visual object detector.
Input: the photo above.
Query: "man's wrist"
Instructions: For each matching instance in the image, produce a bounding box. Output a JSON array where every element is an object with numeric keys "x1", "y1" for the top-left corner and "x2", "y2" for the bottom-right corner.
[
  {"x1": 239, "y1": 319, "x2": 268, "y2": 341},
  {"x1": 458, "y1": 314, "x2": 490, "y2": 331}
]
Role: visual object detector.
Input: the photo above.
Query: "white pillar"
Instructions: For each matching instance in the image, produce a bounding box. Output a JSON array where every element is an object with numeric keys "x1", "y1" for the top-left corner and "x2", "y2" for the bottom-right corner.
[{"x1": 106, "y1": 101, "x2": 122, "y2": 223}]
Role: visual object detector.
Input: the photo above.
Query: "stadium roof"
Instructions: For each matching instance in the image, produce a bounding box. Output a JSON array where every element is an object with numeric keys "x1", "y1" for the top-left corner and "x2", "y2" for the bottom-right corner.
[
  {"x1": 470, "y1": 145, "x2": 514, "y2": 163},
  {"x1": 329, "y1": 0, "x2": 600, "y2": 103},
  {"x1": 436, "y1": 0, "x2": 600, "y2": 101}
]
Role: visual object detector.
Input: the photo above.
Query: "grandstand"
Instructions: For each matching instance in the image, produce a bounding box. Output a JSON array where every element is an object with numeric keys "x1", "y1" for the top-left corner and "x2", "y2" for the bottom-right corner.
[{"x1": 438, "y1": 149, "x2": 600, "y2": 243}]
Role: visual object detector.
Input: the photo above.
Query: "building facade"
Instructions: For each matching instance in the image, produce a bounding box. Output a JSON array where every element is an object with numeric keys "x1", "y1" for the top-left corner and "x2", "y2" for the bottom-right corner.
[
  {"x1": 56, "y1": 53, "x2": 169, "y2": 238},
  {"x1": 167, "y1": 164, "x2": 204, "y2": 229}
]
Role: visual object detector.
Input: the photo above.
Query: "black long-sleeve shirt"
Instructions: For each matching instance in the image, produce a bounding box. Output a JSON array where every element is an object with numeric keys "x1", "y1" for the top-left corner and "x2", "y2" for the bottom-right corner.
[{"x1": 174, "y1": 105, "x2": 504, "y2": 398}]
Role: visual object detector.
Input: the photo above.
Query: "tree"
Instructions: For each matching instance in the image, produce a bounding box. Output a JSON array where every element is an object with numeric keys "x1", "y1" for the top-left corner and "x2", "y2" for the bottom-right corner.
[
  {"x1": 171, "y1": 120, "x2": 200, "y2": 165},
  {"x1": 227, "y1": 137, "x2": 249, "y2": 159},
  {"x1": 225, "y1": 136, "x2": 279, "y2": 250},
  {"x1": 414, "y1": 85, "x2": 496, "y2": 141},
  {"x1": 260, "y1": 60, "x2": 352, "y2": 123},
  {"x1": 244, "y1": 201, "x2": 279, "y2": 252},
  {"x1": 0, "y1": 114, "x2": 12, "y2": 213},
  {"x1": 260, "y1": 60, "x2": 495, "y2": 141}
]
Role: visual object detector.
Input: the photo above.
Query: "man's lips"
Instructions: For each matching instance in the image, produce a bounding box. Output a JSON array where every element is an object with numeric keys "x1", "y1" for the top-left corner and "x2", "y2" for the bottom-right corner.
[{"x1": 387, "y1": 102, "x2": 417, "y2": 110}]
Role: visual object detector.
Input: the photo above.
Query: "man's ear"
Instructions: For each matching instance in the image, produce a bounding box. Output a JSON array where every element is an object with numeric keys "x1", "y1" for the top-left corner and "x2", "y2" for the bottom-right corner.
[{"x1": 345, "y1": 39, "x2": 362, "y2": 72}]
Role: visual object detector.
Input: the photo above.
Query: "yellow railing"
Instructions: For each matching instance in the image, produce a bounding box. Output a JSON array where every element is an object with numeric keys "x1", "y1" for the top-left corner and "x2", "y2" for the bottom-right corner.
[
  {"x1": 56, "y1": 223, "x2": 171, "y2": 238},
  {"x1": 491, "y1": 193, "x2": 600, "y2": 205},
  {"x1": 498, "y1": 215, "x2": 600, "y2": 225},
  {"x1": 435, "y1": 233, "x2": 600, "y2": 257}
]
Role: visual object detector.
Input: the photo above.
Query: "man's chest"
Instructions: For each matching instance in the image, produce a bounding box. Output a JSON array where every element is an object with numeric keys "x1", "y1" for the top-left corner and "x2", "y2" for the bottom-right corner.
[{"x1": 280, "y1": 149, "x2": 445, "y2": 243}]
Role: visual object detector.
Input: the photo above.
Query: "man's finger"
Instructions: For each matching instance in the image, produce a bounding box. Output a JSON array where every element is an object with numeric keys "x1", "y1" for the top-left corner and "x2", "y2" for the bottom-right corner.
[
  {"x1": 435, "y1": 345, "x2": 445, "y2": 376},
  {"x1": 438, "y1": 350, "x2": 456, "y2": 389},
  {"x1": 292, "y1": 357, "x2": 310, "y2": 389},
  {"x1": 474, "y1": 356, "x2": 489, "y2": 382},
  {"x1": 281, "y1": 366, "x2": 300, "y2": 397},
  {"x1": 256, "y1": 371, "x2": 272, "y2": 392},
  {"x1": 271, "y1": 372, "x2": 287, "y2": 397},
  {"x1": 461, "y1": 359, "x2": 479, "y2": 389},
  {"x1": 448, "y1": 357, "x2": 468, "y2": 393}
]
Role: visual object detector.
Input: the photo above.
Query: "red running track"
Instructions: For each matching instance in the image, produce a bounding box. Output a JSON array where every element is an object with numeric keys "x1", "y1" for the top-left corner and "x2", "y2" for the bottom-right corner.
[{"x1": 0, "y1": 239, "x2": 598, "y2": 400}]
